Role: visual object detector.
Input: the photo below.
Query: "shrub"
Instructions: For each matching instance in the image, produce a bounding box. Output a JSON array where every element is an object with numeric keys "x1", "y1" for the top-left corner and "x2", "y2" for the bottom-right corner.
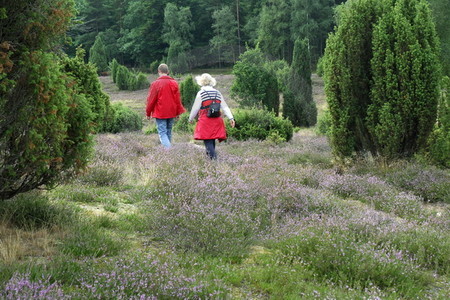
[
  {"x1": 62, "y1": 47, "x2": 111, "y2": 133},
  {"x1": 116, "y1": 65, "x2": 129, "y2": 90},
  {"x1": 173, "y1": 112, "x2": 195, "y2": 133},
  {"x1": 316, "y1": 55, "x2": 326, "y2": 77},
  {"x1": 135, "y1": 72, "x2": 149, "y2": 90},
  {"x1": 316, "y1": 109, "x2": 331, "y2": 136},
  {"x1": 110, "y1": 58, "x2": 119, "y2": 83},
  {"x1": 0, "y1": 192, "x2": 77, "y2": 229},
  {"x1": 114, "y1": 63, "x2": 148, "y2": 91},
  {"x1": 231, "y1": 48, "x2": 280, "y2": 114},
  {"x1": 426, "y1": 76, "x2": 450, "y2": 167},
  {"x1": 77, "y1": 161, "x2": 124, "y2": 187},
  {"x1": 105, "y1": 102, "x2": 143, "y2": 133},
  {"x1": 227, "y1": 109, "x2": 293, "y2": 142},
  {"x1": 179, "y1": 75, "x2": 199, "y2": 110},
  {"x1": 268, "y1": 228, "x2": 433, "y2": 298}
]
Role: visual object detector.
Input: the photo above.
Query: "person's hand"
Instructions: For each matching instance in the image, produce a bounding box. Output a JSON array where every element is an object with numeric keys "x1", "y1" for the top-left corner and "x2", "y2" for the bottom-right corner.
[
  {"x1": 230, "y1": 119, "x2": 235, "y2": 128},
  {"x1": 146, "y1": 116, "x2": 153, "y2": 120}
]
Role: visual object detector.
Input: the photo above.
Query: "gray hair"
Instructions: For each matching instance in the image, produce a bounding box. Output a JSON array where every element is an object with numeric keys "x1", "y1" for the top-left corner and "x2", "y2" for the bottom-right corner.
[
  {"x1": 195, "y1": 73, "x2": 216, "y2": 87},
  {"x1": 158, "y1": 64, "x2": 169, "y2": 74}
]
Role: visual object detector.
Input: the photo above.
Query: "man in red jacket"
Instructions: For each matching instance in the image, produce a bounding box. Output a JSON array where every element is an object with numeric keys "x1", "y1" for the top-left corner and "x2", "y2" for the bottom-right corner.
[{"x1": 146, "y1": 64, "x2": 185, "y2": 148}]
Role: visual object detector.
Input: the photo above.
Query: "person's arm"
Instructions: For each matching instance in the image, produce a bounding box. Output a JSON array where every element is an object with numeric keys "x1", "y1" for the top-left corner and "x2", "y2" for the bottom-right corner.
[
  {"x1": 219, "y1": 92, "x2": 235, "y2": 128},
  {"x1": 173, "y1": 81, "x2": 186, "y2": 116},
  {"x1": 146, "y1": 82, "x2": 158, "y2": 118},
  {"x1": 189, "y1": 91, "x2": 202, "y2": 122}
]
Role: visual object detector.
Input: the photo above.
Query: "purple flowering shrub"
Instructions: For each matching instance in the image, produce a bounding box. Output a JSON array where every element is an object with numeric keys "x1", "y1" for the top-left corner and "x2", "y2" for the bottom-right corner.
[
  {"x1": 381, "y1": 164, "x2": 450, "y2": 203},
  {"x1": 73, "y1": 252, "x2": 228, "y2": 299},
  {"x1": 1, "y1": 252, "x2": 228, "y2": 299},
  {"x1": 318, "y1": 173, "x2": 423, "y2": 218},
  {"x1": 2, "y1": 273, "x2": 68, "y2": 300},
  {"x1": 5, "y1": 132, "x2": 448, "y2": 298}
]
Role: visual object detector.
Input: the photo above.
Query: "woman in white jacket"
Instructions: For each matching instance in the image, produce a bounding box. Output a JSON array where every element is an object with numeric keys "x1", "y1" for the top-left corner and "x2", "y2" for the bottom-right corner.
[{"x1": 189, "y1": 73, "x2": 235, "y2": 159}]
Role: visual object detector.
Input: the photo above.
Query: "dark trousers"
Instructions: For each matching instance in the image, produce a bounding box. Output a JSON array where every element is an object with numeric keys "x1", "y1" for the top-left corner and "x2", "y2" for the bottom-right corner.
[{"x1": 203, "y1": 139, "x2": 216, "y2": 159}]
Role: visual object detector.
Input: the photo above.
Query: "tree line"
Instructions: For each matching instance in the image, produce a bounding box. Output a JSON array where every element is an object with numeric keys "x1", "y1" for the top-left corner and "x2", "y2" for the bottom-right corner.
[
  {"x1": 74, "y1": 0, "x2": 449, "y2": 76},
  {"x1": 72, "y1": 0, "x2": 347, "y2": 72}
]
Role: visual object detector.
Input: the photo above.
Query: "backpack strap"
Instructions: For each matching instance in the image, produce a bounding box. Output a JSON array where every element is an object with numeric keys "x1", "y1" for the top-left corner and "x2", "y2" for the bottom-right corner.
[{"x1": 200, "y1": 90, "x2": 221, "y2": 109}]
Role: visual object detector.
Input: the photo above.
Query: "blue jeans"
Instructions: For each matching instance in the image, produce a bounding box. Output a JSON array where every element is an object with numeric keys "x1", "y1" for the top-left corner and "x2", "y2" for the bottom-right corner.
[{"x1": 155, "y1": 118, "x2": 175, "y2": 148}]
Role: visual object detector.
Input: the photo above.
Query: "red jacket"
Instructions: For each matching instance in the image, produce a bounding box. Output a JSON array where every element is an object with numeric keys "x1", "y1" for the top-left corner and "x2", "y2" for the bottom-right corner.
[
  {"x1": 146, "y1": 75, "x2": 185, "y2": 119},
  {"x1": 194, "y1": 100, "x2": 227, "y2": 141}
]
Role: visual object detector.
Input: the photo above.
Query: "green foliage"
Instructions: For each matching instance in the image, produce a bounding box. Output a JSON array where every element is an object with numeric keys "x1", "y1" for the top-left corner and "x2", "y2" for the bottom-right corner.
[
  {"x1": 89, "y1": 33, "x2": 108, "y2": 73},
  {"x1": 0, "y1": 0, "x2": 95, "y2": 200},
  {"x1": 324, "y1": 0, "x2": 440, "y2": 161},
  {"x1": 231, "y1": 48, "x2": 280, "y2": 114},
  {"x1": 316, "y1": 55, "x2": 326, "y2": 77},
  {"x1": 290, "y1": 0, "x2": 335, "y2": 64},
  {"x1": 179, "y1": 75, "x2": 199, "y2": 110},
  {"x1": 264, "y1": 59, "x2": 290, "y2": 93},
  {"x1": 226, "y1": 109, "x2": 293, "y2": 142},
  {"x1": 110, "y1": 58, "x2": 119, "y2": 83},
  {"x1": 114, "y1": 62, "x2": 149, "y2": 91},
  {"x1": 368, "y1": 0, "x2": 440, "y2": 159},
  {"x1": 0, "y1": 192, "x2": 77, "y2": 229},
  {"x1": 118, "y1": 0, "x2": 165, "y2": 66},
  {"x1": 316, "y1": 109, "x2": 332, "y2": 136},
  {"x1": 210, "y1": 6, "x2": 238, "y2": 65},
  {"x1": 427, "y1": 76, "x2": 450, "y2": 167},
  {"x1": 163, "y1": 3, "x2": 194, "y2": 73},
  {"x1": 62, "y1": 47, "x2": 111, "y2": 133},
  {"x1": 268, "y1": 228, "x2": 434, "y2": 298},
  {"x1": 116, "y1": 65, "x2": 129, "y2": 90},
  {"x1": 173, "y1": 112, "x2": 195, "y2": 133},
  {"x1": 105, "y1": 102, "x2": 143, "y2": 133},
  {"x1": 283, "y1": 38, "x2": 317, "y2": 127},
  {"x1": 429, "y1": 0, "x2": 450, "y2": 76},
  {"x1": 257, "y1": 0, "x2": 292, "y2": 61}
]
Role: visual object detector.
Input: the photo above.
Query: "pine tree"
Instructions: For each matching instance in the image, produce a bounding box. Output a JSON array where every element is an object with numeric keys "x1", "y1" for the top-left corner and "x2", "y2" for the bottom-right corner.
[
  {"x1": 210, "y1": 6, "x2": 238, "y2": 66},
  {"x1": 180, "y1": 75, "x2": 200, "y2": 111},
  {"x1": 162, "y1": 3, "x2": 194, "y2": 73},
  {"x1": 290, "y1": 0, "x2": 335, "y2": 64},
  {"x1": 429, "y1": 0, "x2": 450, "y2": 76},
  {"x1": 89, "y1": 33, "x2": 108, "y2": 73},
  {"x1": 283, "y1": 38, "x2": 317, "y2": 127},
  {"x1": 257, "y1": 0, "x2": 293, "y2": 61}
]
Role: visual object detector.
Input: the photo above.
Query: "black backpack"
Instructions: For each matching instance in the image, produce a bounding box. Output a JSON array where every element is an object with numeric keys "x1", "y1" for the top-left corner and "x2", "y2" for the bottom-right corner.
[
  {"x1": 207, "y1": 100, "x2": 221, "y2": 118},
  {"x1": 200, "y1": 90, "x2": 221, "y2": 118}
]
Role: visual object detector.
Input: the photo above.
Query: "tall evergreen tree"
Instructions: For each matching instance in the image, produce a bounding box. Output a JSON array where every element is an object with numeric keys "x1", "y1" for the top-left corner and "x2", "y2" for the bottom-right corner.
[
  {"x1": 428, "y1": 0, "x2": 450, "y2": 76},
  {"x1": 284, "y1": 38, "x2": 317, "y2": 127},
  {"x1": 119, "y1": 0, "x2": 166, "y2": 67},
  {"x1": 210, "y1": 6, "x2": 238, "y2": 66},
  {"x1": 89, "y1": 33, "x2": 108, "y2": 73},
  {"x1": 324, "y1": 0, "x2": 440, "y2": 160},
  {"x1": 162, "y1": 3, "x2": 194, "y2": 73},
  {"x1": 290, "y1": 0, "x2": 335, "y2": 64},
  {"x1": 257, "y1": 0, "x2": 293, "y2": 61}
]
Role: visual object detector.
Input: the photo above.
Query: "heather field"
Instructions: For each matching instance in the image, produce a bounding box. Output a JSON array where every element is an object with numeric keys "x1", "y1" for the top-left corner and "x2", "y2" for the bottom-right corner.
[{"x1": 1, "y1": 75, "x2": 450, "y2": 299}]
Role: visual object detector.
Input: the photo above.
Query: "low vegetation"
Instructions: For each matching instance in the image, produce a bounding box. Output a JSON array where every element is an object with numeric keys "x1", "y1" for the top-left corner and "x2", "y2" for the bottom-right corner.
[{"x1": 1, "y1": 131, "x2": 449, "y2": 299}]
